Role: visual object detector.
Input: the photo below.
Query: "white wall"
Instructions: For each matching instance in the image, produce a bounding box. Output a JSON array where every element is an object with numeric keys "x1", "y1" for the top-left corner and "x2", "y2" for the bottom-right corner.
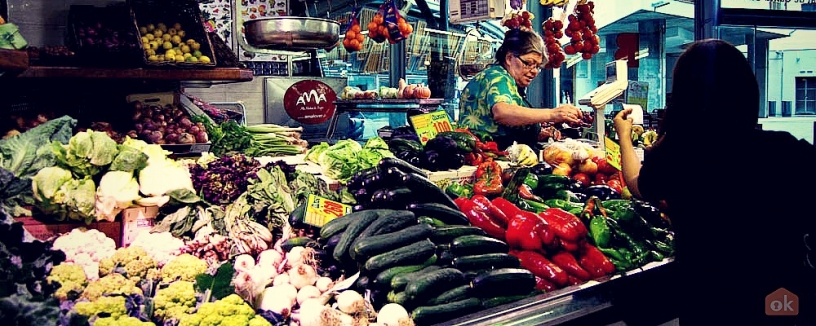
[{"x1": 759, "y1": 117, "x2": 816, "y2": 144}]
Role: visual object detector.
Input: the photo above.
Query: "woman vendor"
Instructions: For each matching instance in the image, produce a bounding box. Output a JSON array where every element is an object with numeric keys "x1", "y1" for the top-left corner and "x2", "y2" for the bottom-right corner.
[{"x1": 458, "y1": 28, "x2": 582, "y2": 150}]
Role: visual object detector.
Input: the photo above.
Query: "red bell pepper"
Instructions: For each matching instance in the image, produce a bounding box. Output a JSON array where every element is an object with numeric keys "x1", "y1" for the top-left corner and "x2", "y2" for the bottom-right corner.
[
  {"x1": 491, "y1": 197, "x2": 523, "y2": 218},
  {"x1": 538, "y1": 208, "x2": 588, "y2": 242},
  {"x1": 460, "y1": 199, "x2": 507, "y2": 240},
  {"x1": 535, "y1": 276, "x2": 558, "y2": 292},
  {"x1": 474, "y1": 161, "x2": 503, "y2": 197},
  {"x1": 558, "y1": 238, "x2": 582, "y2": 253},
  {"x1": 474, "y1": 160, "x2": 501, "y2": 180},
  {"x1": 454, "y1": 197, "x2": 470, "y2": 209},
  {"x1": 512, "y1": 250, "x2": 569, "y2": 286},
  {"x1": 551, "y1": 251, "x2": 592, "y2": 281},
  {"x1": 580, "y1": 242, "x2": 616, "y2": 275},
  {"x1": 505, "y1": 214, "x2": 541, "y2": 251},
  {"x1": 471, "y1": 195, "x2": 509, "y2": 227}
]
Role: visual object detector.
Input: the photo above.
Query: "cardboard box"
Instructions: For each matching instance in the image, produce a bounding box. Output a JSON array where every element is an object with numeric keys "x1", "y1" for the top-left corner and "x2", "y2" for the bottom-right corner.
[
  {"x1": 15, "y1": 217, "x2": 122, "y2": 246},
  {"x1": 318, "y1": 174, "x2": 342, "y2": 192},
  {"x1": 120, "y1": 206, "x2": 159, "y2": 247},
  {"x1": 425, "y1": 166, "x2": 477, "y2": 189}
]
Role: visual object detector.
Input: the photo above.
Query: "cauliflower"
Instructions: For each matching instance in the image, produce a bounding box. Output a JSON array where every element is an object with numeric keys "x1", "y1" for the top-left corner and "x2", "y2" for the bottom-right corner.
[
  {"x1": 47, "y1": 263, "x2": 88, "y2": 301},
  {"x1": 130, "y1": 231, "x2": 186, "y2": 267},
  {"x1": 94, "y1": 316, "x2": 156, "y2": 326},
  {"x1": 161, "y1": 254, "x2": 207, "y2": 283},
  {"x1": 81, "y1": 273, "x2": 142, "y2": 302},
  {"x1": 98, "y1": 246, "x2": 158, "y2": 283},
  {"x1": 52, "y1": 228, "x2": 116, "y2": 280},
  {"x1": 179, "y1": 294, "x2": 270, "y2": 326},
  {"x1": 74, "y1": 296, "x2": 127, "y2": 319},
  {"x1": 153, "y1": 281, "x2": 197, "y2": 322}
]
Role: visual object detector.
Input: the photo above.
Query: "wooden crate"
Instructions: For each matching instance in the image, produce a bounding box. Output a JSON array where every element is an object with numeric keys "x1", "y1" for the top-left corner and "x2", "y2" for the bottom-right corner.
[{"x1": 15, "y1": 217, "x2": 122, "y2": 246}]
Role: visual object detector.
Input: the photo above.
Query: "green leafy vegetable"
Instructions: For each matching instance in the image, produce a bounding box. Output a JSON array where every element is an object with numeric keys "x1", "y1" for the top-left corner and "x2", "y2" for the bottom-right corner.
[
  {"x1": 52, "y1": 130, "x2": 119, "y2": 178},
  {"x1": 195, "y1": 262, "x2": 236, "y2": 303},
  {"x1": 109, "y1": 144, "x2": 148, "y2": 173}
]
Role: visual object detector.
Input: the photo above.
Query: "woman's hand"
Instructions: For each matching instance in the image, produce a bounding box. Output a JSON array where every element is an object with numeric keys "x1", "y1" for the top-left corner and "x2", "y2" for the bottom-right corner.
[
  {"x1": 551, "y1": 104, "x2": 582, "y2": 124},
  {"x1": 613, "y1": 108, "x2": 634, "y2": 140}
]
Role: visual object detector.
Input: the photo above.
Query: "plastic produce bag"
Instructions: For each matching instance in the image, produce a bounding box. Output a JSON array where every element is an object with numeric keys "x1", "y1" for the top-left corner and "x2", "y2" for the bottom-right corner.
[
  {"x1": 0, "y1": 23, "x2": 28, "y2": 50},
  {"x1": 367, "y1": 3, "x2": 388, "y2": 43},
  {"x1": 342, "y1": 7, "x2": 365, "y2": 52},
  {"x1": 383, "y1": 0, "x2": 413, "y2": 43}
]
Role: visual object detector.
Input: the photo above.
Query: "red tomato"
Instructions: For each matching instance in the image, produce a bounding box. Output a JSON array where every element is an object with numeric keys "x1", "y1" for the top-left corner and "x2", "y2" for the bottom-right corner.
[
  {"x1": 596, "y1": 159, "x2": 618, "y2": 175},
  {"x1": 594, "y1": 173, "x2": 609, "y2": 185},
  {"x1": 572, "y1": 173, "x2": 590, "y2": 187},
  {"x1": 607, "y1": 179, "x2": 623, "y2": 193}
]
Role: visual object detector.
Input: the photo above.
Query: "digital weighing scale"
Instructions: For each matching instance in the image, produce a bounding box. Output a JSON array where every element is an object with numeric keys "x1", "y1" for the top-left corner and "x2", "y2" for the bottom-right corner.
[{"x1": 577, "y1": 59, "x2": 636, "y2": 150}]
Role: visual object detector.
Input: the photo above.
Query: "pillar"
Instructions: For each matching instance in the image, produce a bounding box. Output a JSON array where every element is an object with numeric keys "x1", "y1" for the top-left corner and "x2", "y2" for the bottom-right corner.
[
  {"x1": 755, "y1": 38, "x2": 769, "y2": 118},
  {"x1": 695, "y1": 0, "x2": 720, "y2": 40},
  {"x1": 637, "y1": 19, "x2": 665, "y2": 113}
]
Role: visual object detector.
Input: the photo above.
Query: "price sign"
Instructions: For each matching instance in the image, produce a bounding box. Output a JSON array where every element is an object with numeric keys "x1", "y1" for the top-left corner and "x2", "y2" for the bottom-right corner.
[
  {"x1": 304, "y1": 194, "x2": 352, "y2": 227},
  {"x1": 409, "y1": 110, "x2": 453, "y2": 145},
  {"x1": 604, "y1": 137, "x2": 622, "y2": 171}
]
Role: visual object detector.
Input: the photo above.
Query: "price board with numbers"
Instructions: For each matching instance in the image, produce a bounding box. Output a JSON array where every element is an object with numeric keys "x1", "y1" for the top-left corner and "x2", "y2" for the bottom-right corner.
[
  {"x1": 409, "y1": 110, "x2": 453, "y2": 145},
  {"x1": 304, "y1": 194, "x2": 352, "y2": 227},
  {"x1": 604, "y1": 137, "x2": 622, "y2": 170}
]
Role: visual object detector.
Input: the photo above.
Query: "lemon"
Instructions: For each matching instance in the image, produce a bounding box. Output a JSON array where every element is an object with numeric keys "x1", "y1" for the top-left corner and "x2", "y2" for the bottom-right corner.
[
  {"x1": 162, "y1": 41, "x2": 173, "y2": 50},
  {"x1": 142, "y1": 41, "x2": 150, "y2": 49},
  {"x1": 173, "y1": 47, "x2": 181, "y2": 54},
  {"x1": 154, "y1": 30, "x2": 163, "y2": 38},
  {"x1": 149, "y1": 41, "x2": 159, "y2": 50},
  {"x1": 191, "y1": 42, "x2": 201, "y2": 51},
  {"x1": 168, "y1": 28, "x2": 177, "y2": 36},
  {"x1": 165, "y1": 49, "x2": 176, "y2": 58},
  {"x1": 145, "y1": 48, "x2": 156, "y2": 56},
  {"x1": 178, "y1": 30, "x2": 186, "y2": 38},
  {"x1": 175, "y1": 55, "x2": 185, "y2": 62},
  {"x1": 180, "y1": 45, "x2": 191, "y2": 54},
  {"x1": 141, "y1": 36, "x2": 149, "y2": 43},
  {"x1": 171, "y1": 35, "x2": 182, "y2": 45},
  {"x1": 157, "y1": 54, "x2": 165, "y2": 61},
  {"x1": 148, "y1": 54, "x2": 159, "y2": 62},
  {"x1": 183, "y1": 52, "x2": 192, "y2": 58},
  {"x1": 199, "y1": 55, "x2": 211, "y2": 64},
  {"x1": 186, "y1": 39, "x2": 196, "y2": 46},
  {"x1": 140, "y1": 26, "x2": 148, "y2": 34},
  {"x1": 192, "y1": 50, "x2": 203, "y2": 58},
  {"x1": 146, "y1": 33, "x2": 155, "y2": 41},
  {"x1": 173, "y1": 23, "x2": 182, "y2": 30},
  {"x1": 146, "y1": 24, "x2": 155, "y2": 32},
  {"x1": 186, "y1": 56, "x2": 199, "y2": 63},
  {"x1": 162, "y1": 33, "x2": 171, "y2": 42},
  {"x1": 157, "y1": 23, "x2": 167, "y2": 32}
]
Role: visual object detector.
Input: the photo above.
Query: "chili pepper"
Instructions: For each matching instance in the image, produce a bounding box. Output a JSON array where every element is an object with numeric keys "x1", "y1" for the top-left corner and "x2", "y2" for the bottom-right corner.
[
  {"x1": 492, "y1": 197, "x2": 524, "y2": 218},
  {"x1": 472, "y1": 195, "x2": 509, "y2": 226},
  {"x1": 519, "y1": 199, "x2": 549, "y2": 213},
  {"x1": 650, "y1": 250, "x2": 665, "y2": 261},
  {"x1": 506, "y1": 213, "x2": 542, "y2": 251},
  {"x1": 554, "y1": 190, "x2": 581, "y2": 203},
  {"x1": 598, "y1": 247, "x2": 632, "y2": 271},
  {"x1": 580, "y1": 197, "x2": 612, "y2": 248},
  {"x1": 445, "y1": 183, "x2": 473, "y2": 199},
  {"x1": 478, "y1": 141, "x2": 500, "y2": 152},
  {"x1": 601, "y1": 199, "x2": 631, "y2": 212},
  {"x1": 518, "y1": 184, "x2": 544, "y2": 202},
  {"x1": 535, "y1": 276, "x2": 558, "y2": 292},
  {"x1": 539, "y1": 208, "x2": 588, "y2": 242},
  {"x1": 523, "y1": 173, "x2": 539, "y2": 189},
  {"x1": 653, "y1": 240, "x2": 674, "y2": 256},
  {"x1": 544, "y1": 199, "x2": 584, "y2": 215},
  {"x1": 460, "y1": 199, "x2": 507, "y2": 240},
  {"x1": 551, "y1": 251, "x2": 592, "y2": 281},
  {"x1": 558, "y1": 238, "x2": 582, "y2": 252},
  {"x1": 512, "y1": 250, "x2": 569, "y2": 286},
  {"x1": 607, "y1": 217, "x2": 647, "y2": 256},
  {"x1": 537, "y1": 182, "x2": 569, "y2": 198},
  {"x1": 580, "y1": 242, "x2": 616, "y2": 275}
]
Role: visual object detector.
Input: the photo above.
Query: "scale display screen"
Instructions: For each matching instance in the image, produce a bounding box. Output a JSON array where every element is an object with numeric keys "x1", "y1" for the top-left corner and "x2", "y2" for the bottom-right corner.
[
  {"x1": 459, "y1": 0, "x2": 490, "y2": 20},
  {"x1": 606, "y1": 61, "x2": 618, "y2": 82}
]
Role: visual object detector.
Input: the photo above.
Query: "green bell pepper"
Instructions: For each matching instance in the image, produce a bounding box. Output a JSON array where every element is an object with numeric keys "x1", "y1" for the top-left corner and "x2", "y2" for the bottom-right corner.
[
  {"x1": 544, "y1": 198, "x2": 584, "y2": 215},
  {"x1": 523, "y1": 173, "x2": 539, "y2": 190},
  {"x1": 445, "y1": 183, "x2": 473, "y2": 199}
]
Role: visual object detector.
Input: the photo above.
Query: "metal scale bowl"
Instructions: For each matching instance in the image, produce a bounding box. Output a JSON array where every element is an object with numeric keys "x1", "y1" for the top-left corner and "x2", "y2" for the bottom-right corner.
[{"x1": 242, "y1": 17, "x2": 340, "y2": 52}]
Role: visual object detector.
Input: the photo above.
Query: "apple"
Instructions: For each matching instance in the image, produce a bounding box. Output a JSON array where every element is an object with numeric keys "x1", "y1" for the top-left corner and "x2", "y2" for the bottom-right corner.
[
  {"x1": 572, "y1": 172, "x2": 590, "y2": 187},
  {"x1": 595, "y1": 159, "x2": 618, "y2": 175},
  {"x1": 577, "y1": 159, "x2": 598, "y2": 175},
  {"x1": 553, "y1": 163, "x2": 572, "y2": 176},
  {"x1": 594, "y1": 173, "x2": 609, "y2": 185}
]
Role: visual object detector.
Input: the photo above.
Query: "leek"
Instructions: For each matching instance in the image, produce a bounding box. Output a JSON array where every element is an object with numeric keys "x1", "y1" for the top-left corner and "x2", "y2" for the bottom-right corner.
[{"x1": 245, "y1": 124, "x2": 304, "y2": 134}]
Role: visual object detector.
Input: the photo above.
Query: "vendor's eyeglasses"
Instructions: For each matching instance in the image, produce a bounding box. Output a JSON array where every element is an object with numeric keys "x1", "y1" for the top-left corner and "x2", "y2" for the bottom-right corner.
[{"x1": 516, "y1": 55, "x2": 543, "y2": 72}]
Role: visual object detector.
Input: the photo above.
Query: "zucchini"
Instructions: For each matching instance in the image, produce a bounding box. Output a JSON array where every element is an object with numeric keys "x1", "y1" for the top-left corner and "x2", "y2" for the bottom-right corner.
[
  {"x1": 332, "y1": 210, "x2": 390, "y2": 263},
  {"x1": 373, "y1": 254, "x2": 438, "y2": 287},
  {"x1": 452, "y1": 253, "x2": 521, "y2": 271},
  {"x1": 419, "y1": 216, "x2": 448, "y2": 227},
  {"x1": 405, "y1": 268, "x2": 466, "y2": 301},
  {"x1": 364, "y1": 239, "x2": 436, "y2": 273},
  {"x1": 431, "y1": 226, "x2": 487, "y2": 244},
  {"x1": 426, "y1": 285, "x2": 473, "y2": 305},
  {"x1": 320, "y1": 209, "x2": 376, "y2": 239},
  {"x1": 408, "y1": 203, "x2": 469, "y2": 225},
  {"x1": 471, "y1": 268, "x2": 537, "y2": 298},
  {"x1": 411, "y1": 298, "x2": 481, "y2": 325},
  {"x1": 387, "y1": 290, "x2": 409, "y2": 305},
  {"x1": 281, "y1": 236, "x2": 313, "y2": 252},
  {"x1": 352, "y1": 223, "x2": 433, "y2": 262},
  {"x1": 451, "y1": 235, "x2": 509, "y2": 256},
  {"x1": 379, "y1": 157, "x2": 427, "y2": 178},
  {"x1": 349, "y1": 210, "x2": 417, "y2": 261},
  {"x1": 391, "y1": 265, "x2": 442, "y2": 291},
  {"x1": 481, "y1": 293, "x2": 537, "y2": 309},
  {"x1": 288, "y1": 203, "x2": 308, "y2": 229}
]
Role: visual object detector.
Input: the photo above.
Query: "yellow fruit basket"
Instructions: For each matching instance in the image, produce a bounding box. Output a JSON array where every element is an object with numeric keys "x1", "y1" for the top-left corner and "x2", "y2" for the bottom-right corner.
[{"x1": 128, "y1": 0, "x2": 217, "y2": 68}]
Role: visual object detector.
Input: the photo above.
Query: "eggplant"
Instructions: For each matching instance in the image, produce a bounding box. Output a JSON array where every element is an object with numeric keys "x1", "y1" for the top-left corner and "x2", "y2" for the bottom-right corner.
[
  {"x1": 583, "y1": 185, "x2": 621, "y2": 201},
  {"x1": 352, "y1": 204, "x2": 367, "y2": 212},
  {"x1": 448, "y1": 153, "x2": 466, "y2": 170},
  {"x1": 425, "y1": 136, "x2": 458, "y2": 153},
  {"x1": 353, "y1": 188, "x2": 372, "y2": 204},
  {"x1": 361, "y1": 173, "x2": 386, "y2": 192},
  {"x1": 424, "y1": 150, "x2": 443, "y2": 172},
  {"x1": 382, "y1": 167, "x2": 458, "y2": 209},
  {"x1": 348, "y1": 167, "x2": 380, "y2": 191},
  {"x1": 531, "y1": 162, "x2": 553, "y2": 175},
  {"x1": 567, "y1": 181, "x2": 584, "y2": 193},
  {"x1": 371, "y1": 187, "x2": 414, "y2": 208},
  {"x1": 379, "y1": 157, "x2": 427, "y2": 177},
  {"x1": 631, "y1": 199, "x2": 670, "y2": 228}
]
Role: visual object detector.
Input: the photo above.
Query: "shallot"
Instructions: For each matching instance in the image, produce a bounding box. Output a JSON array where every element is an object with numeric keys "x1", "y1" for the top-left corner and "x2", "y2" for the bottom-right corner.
[
  {"x1": 288, "y1": 264, "x2": 318, "y2": 290},
  {"x1": 259, "y1": 287, "x2": 293, "y2": 317},
  {"x1": 258, "y1": 249, "x2": 284, "y2": 269},
  {"x1": 315, "y1": 276, "x2": 334, "y2": 293},
  {"x1": 286, "y1": 246, "x2": 305, "y2": 267},
  {"x1": 296, "y1": 285, "x2": 321, "y2": 305},
  {"x1": 377, "y1": 303, "x2": 412, "y2": 326},
  {"x1": 234, "y1": 254, "x2": 256, "y2": 273},
  {"x1": 336, "y1": 290, "x2": 366, "y2": 314},
  {"x1": 272, "y1": 273, "x2": 290, "y2": 286},
  {"x1": 295, "y1": 302, "x2": 354, "y2": 326}
]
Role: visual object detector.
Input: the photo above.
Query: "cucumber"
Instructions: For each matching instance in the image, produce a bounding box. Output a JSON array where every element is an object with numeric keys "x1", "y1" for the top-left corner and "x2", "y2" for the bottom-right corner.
[
  {"x1": 481, "y1": 293, "x2": 537, "y2": 309},
  {"x1": 332, "y1": 209, "x2": 391, "y2": 263},
  {"x1": 408, "y1": 202, "x2": 469, "y2": 225},
  {"x1": 451, "y1": 235, "x2": 509, "y2": 256},
  {"x1": 364, "y1": 239, "x2": 436, "y2": 273},
  {"x1": 349, "y1": 210, "x2": 417, "y2": 261},
  {"x1": 411, "y1": 298, "x2": 481, "y2": 325},
  {"x1": 320, "y1": 209, "x2": 378, "y2": 239},
  {"x1": 462, "y1": 269, "x2": 489, "y2": 281},
  {"x1": 373, "y1": 254, "x2": 438, "y2": 287},
  {"x1": 352, "y1": 223, "x2": 433, "y2": 262},
  {"x1": 452, "y1": 253, "x2": 521, "y2": 271},
  {"x1": 426, "y1": 285, "x2": 473, "y2": 305},
  {"x1": 405, "y1": 268, "x2": 466, "y2": 301},
  {"x1": 391, "y1": 265, "x2": 442, "y2": 291},
  {"x1": 281, "y1": 236, "x2": 313, "y2": 252},
  {"x1": 379, "y1": 157, "x2": 428, "y2": 178},
  {"x1": 471, "y1": 268, "x2": 537, "y2": 298},
  {"x1": 419, "y1": 216, "x2": 448, "y2": 227},
  {"x1": 438, "y1": 249, "x2": 455, "y2": 266},
  {"x1": 387, "y1": 290, "x2": 409, "y2": 305},
  {"x1": 431, "y1": 226, "x2": 487, "y2": 244},
  {"x1": 288, "y1": 203, "x2": 308, "y2": 229}
]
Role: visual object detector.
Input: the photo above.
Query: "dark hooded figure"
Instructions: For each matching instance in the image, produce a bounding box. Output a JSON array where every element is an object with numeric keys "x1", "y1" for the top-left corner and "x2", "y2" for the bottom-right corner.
[{"x1": 613, "y1": 39, "x2": 816, "y2": 326}]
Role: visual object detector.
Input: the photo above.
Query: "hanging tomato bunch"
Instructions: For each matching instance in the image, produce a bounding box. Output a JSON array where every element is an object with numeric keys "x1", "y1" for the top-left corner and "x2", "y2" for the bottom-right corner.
[
  {"x1": 343, "y1": 11, "x2": 365, "y2": 52},
  {"x1": 542, "y1": 18, "x2": 566, "y2": 69},
  {"x1": 564, "y1": 1, "x2": 599, "y2": 60},
  {"x1": 502, "y1": 10, "x2": 534, "y2": 30}
]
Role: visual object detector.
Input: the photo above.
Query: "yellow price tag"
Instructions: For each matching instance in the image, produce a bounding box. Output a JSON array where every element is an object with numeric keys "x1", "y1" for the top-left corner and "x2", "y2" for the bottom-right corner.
[
  {"x1": 409, "y1": 110, "x2": 453, "y2": 145},
  {"x1": 304, "y1": 194, "x2": 353, "y2": 227},
  {"x1": 604, "y1": 137, "x2": 622, "y2": 171}
]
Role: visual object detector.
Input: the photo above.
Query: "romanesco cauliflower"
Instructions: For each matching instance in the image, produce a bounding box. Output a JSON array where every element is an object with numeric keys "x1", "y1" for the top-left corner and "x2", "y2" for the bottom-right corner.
[
  {"x1": 47, "y1": 263, "x2": 88, "y2": 301},
  {"x1": 161, "y1": 254, "x2": 207, "y2": 283},
  {"x1": 152, "y1": 280, "x2": 197, "y2": 322},
  {"x1": 81, "y1": 273, "x2": 143, "y2": 301},
  {"x1": 99, "y1": 246, "x2": 158, "y2": 283},
  {"x1": 179, "y1": 294, "x2": 270, "y2": 326},
  {"x1": 74, "y1": 296, "x2": 127, "y2": 319},
  {"x1": 94, "y1": 316, "x2": 156, "y2": 326}
]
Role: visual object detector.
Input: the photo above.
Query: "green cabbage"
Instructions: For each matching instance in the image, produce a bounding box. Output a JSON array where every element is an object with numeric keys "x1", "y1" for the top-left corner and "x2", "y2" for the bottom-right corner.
[
  {"x1": 31, "y1": 166, "x2": 96, "y2": 224},
  {"x1": 53, "y1": 130, "x2": 119, "y2": 178},
  {"x1": 109, "y1": 145, "x2": 148, "y2": 173},
  {"x1": 95, "y1": 171, "x2": 141, "y2": 222}
]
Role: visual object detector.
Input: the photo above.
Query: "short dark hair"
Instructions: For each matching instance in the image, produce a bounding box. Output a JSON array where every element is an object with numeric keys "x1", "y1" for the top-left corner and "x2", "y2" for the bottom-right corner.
[{"x1": 495, "y1": 29, "x2": 546, "y2": 67}]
